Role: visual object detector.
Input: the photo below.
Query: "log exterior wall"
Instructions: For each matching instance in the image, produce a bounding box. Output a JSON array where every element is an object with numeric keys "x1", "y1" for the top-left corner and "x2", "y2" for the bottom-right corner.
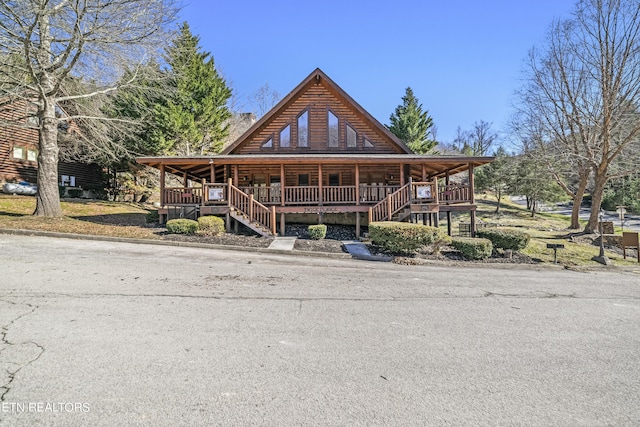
[
  {"x1": 232, "y1": 78, "x2": 404, "y2": 155},
  {"x1": 0, "y1": 98, "x2": 104, "y2": 187}
]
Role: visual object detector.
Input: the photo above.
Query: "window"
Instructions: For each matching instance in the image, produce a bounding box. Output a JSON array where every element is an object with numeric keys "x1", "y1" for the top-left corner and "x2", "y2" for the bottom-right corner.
[
  {"x1": 364, "y1": 137, "x2": 374, "y2": 148},
  {"x1": 12, "y1": 146, "x2": 25, "y2": 159},
  {"x1": 346, "y1": 124, "x2": 357, "y2": 148},
  {"x1": 328, "y1": 174, "x2": 340, "y2": 186},
  {"x1": 298, "y1": 174, "x2": 309, "y2": 186},
  {"x1": 60, "y1": 175, "x2": 76, "y2": 187},
  {"x1": 328, "y1": 111, "x2": 339, "y2": 147},
  {"x1": 27, "y1": 149, "x2": 37, "y2": 161},
  {"x1": 261, "y1": 136, "x2": 273, "y2": 148},
  {"x1": 297, "y1": 110, "x2": 309, "y2": 147},
  {"x1": 280, "y1": 125, "x2": 291, "y2": 148}
]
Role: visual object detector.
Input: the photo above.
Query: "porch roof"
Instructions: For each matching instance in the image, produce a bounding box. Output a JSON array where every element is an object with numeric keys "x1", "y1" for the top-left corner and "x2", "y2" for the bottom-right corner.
[{"x1": 137, "y1": 154, "x2": 494, "y2": 181}]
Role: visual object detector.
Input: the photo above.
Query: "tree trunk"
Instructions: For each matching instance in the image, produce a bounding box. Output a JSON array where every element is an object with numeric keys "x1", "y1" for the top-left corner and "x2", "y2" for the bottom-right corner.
[
  {"x1": 495, "y1": 187, "x2": 501, "y2": 214},
  {"x1": 34, "y1": 99, "x2": 63, "y2": 217},
  {"x1": 585, "y1": 168, "x2": 609, "y2": 233},
  {"x1": 569, "y1": 174, "x2": 589, "y2": 230}
]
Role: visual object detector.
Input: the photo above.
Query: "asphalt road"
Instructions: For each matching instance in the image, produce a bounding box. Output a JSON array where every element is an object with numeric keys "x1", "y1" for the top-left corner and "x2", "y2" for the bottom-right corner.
[{"x1": 1, "y1": 235, "x2": 639, "y2": 426}]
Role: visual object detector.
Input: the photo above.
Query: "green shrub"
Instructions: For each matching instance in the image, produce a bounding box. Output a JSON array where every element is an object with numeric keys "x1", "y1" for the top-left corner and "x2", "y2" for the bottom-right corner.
[
  {"x1": 451, "y1": 237, "x2": 493, "y2": 260},
  {"x1": 198, "y1": 215, "x2": 225, "y2": 236},
  {"x1": 369, "y1": 221, "x2": 451, "y2": 254},
  {"x1": 146, "y1": 210, "x2": 159, "y2": 223},
  {"x1": 308, "y1": 224, "x2": 327, "y2": 240},
  {"x1": 476, "y1": 228, "x2": 530, "y2": 251},
  {"x1": 166, "y1": 219, "x2": 199, "y2": 235},
  {"x1": 67, "y1": 188, "x2": 83, "y2": 198}
]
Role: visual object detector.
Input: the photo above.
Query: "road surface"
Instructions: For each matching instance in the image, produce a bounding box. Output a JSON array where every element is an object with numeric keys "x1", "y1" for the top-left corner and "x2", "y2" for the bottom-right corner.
[{"x1": 1, "y1": 235, "x2": 639, "y2": 426}]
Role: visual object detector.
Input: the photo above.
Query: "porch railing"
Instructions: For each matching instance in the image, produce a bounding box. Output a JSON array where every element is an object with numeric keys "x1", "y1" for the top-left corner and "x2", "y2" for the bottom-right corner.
[
  {"x1": 438, "y1": 184, "x2": 470, "y2": 204},
  {"x1": 163, "y1": 182, "x2": 472, "y2": 209},
  {"x1": 322, "y1": 186, "x2": 356, "y2": 204},
  {"x1": 284, "y1": 186, "x2": 320, "y2": 205},
  {"x1": 163, "y1": 187, "x2": 203, "y2": 205},
  {"x1": 238, "y1": 186, "x2": 281, "y2": 204}
]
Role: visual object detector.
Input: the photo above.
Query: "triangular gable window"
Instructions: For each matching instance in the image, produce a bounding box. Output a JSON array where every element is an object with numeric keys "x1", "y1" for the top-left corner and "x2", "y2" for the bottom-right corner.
[
  {"x1": 298, "y1": 110, "x2": 309, "y2": 147},
  {"x1": 280, "y1": 125, "x2": 291, "y2": 148},
  {"x1": 364, "y1": 137, "x2": 374, "y2": 148},
  {"x1": 328, "y1": 111, "x2": 339, "y2": 147},
  {"x1": 261, "y1": 137, "x2": 273, "y2": 148},
  {"x1": 346, "y1": 124, "x2": 357, "y2": 148}
]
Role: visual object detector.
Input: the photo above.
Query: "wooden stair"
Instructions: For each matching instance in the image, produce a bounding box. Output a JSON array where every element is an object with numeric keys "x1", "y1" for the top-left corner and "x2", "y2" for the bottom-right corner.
[{"x1": 229, "y1": 208, "x2": 275, "y2": 238}]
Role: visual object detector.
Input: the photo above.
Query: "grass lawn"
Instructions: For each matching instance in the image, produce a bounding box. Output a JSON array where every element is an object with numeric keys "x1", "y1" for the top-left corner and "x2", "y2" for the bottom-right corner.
[{"x1": 0, "y1": 194, "x2": 160, "y2": 240}]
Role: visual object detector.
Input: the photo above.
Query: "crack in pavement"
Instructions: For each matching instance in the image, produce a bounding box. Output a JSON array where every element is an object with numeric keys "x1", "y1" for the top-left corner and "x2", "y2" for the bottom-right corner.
[
  {"x1": 0, "y1": 298, "x2": 45, "y2": 402},
  {"x1": 1, "y1": 291, "x2": 638, "y2": 302}
]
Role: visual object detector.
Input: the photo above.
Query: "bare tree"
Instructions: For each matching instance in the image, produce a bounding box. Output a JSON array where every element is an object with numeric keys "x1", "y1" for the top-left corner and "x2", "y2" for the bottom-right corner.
[
  {"x1": 453, "y1": 121, "x2": 497, "y2": 156},
  {"x1": 0, "y1": 0, "x2": 178, "y2": 217},
  {"x1": 515, "y1": 0, "x2": 640, "y2": 233},
  {"x1": 251, "y1": 83, "x2": 280, "y2": 118}
]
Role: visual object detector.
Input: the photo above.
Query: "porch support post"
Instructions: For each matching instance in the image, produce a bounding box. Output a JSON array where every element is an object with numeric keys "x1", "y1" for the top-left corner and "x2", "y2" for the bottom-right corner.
[
  {"x1": 271, "y1": 206, "x2": 276, "y2": 236},
  {"x1": 159, "y1": 163, "x2": 165, "y2": 206},
  {"x1": 469, "y1": 163, "x2": 475, "y2": 204},
  {"x1": 210, "y1": 162, "x2": 215, "y2": 183},
  {"x1": 355, "y1": 212, "x2": 361, "y2": 238},
  {"x1": 183, "y1": 172, "x2": 188, "y2": 188},
  {"x1": 318, "y1": 163, "x2": 323, "y2": 205},
  {"x1": 422, "y1": 163, "x2": 426, "y2": 182},
  {"x1": 201, "y1": 178, "x2": 206, "y2": 206},
  {"x1": 280, "y1": 213, "x2": 286, "y2": 235},
  {"x1": 447, "y1": 211, "x2": 452, "y2": 236},
  {"x1": 355, "y1": 163, "x2": 360, "y2": 205},
  {"x1": 469, "y1": 163, "x2": 476, "y2": 236},
  {"x1": 280, "y1": 163, "x2": 285, "y2": 206}
]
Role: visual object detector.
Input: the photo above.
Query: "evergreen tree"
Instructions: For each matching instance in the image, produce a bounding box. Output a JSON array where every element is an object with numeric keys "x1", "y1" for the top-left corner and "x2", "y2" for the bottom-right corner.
[
  {"x1": 157, "y1": 22, "x2": 232, "y2": 155},
  {"x1": 387, "y1": 87, "x2": 437, "y2": 154}
]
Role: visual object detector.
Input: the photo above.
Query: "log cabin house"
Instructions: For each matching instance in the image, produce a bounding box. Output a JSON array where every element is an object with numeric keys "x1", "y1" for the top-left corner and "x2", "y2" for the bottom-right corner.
[
  {"x1": 137, "y1": 69, "x2": 494, "y2": 237},
  {"x1": 0, "y1": 97, "x2": 104, "y2": 193}
]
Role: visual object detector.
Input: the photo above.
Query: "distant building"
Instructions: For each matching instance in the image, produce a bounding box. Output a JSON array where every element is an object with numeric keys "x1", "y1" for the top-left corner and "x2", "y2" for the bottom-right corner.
[{"x1": 0, "y1": 97, "x2": 104, "y2": 193}]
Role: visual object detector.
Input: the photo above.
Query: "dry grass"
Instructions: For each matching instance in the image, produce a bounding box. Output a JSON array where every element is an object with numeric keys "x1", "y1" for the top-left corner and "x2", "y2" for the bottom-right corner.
[
  {"x1": 463, "y1": 194, "x2": 638, "y2": 267},
  {"x1": 1, "y1": 193, "x2": 638, "y2": 267},
  {"x1": 0, "y1": 194, "x2": 160, "y2": 240}
]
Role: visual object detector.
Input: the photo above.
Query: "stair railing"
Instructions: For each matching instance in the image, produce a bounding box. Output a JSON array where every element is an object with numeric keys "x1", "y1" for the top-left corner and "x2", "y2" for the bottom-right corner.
[
  {"x1": 228, "y1": 179, "x2": 276, "y2": 235},
  {"x1": 368, "y1": 181, "x2": 412, "y2": 223}
]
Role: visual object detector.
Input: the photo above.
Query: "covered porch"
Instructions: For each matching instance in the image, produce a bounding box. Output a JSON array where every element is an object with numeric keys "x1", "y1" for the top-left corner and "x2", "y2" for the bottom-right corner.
[{"x1": 137, "y1": 154, "x2": 493, "y2": 237}]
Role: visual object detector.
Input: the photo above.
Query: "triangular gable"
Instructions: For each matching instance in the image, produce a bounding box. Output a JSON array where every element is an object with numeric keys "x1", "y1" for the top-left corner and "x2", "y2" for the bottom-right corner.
[{"x1": 222, "y1": 68, "x2": 411, "y2": 155}]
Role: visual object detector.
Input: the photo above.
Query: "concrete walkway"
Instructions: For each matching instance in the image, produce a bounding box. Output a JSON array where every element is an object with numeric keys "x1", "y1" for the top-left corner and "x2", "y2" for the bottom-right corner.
[{"x1": 267, "y1": 236, "x2": 297, "y2": 251}]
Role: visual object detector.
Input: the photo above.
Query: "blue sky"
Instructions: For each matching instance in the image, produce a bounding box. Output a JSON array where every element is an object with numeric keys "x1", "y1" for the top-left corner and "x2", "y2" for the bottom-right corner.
[{"x1": 179, "y1": 0, "x2": 576, "y2": 145}]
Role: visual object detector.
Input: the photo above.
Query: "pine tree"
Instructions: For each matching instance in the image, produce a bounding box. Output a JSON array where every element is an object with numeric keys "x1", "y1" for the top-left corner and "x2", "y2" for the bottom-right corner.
[
  {"x1": 157, "y1": 22, "x2": 232, "y2": 155},
  {"x1": 387, "y1": 87, "x2": 437, "y2": 154}
]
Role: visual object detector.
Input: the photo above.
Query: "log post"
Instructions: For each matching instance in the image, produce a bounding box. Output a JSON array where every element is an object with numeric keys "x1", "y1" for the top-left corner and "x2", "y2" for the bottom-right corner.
[
  {"x1": 368, "y1": 207, "x2": 373, "y2": 224},
  {"x1": 159, "y1": 163, "x2": 165, "y2": 206},
  {"x1": 387, "y1": 194, "x2": 392, "y2": 221},
  {"x1": 355, "y1": 164, "x2": 360, "y2": 205},
  {"x1": 271, "y1": 206, "x2": 276, "y2": 236},
  {"x1": 249, "y1": 194, "x2": 254, "y2": 220},
  {"x1": 280, "y1": 163, "x2": 285, "y2": 206}
]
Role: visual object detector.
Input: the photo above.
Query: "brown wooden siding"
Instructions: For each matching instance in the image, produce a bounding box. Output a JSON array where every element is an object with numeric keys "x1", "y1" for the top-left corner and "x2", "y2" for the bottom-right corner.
[
  {"x1": 234, "y1": 80, "x2": 402, "y2": 155},
  {"x1": 1, "y1": 99, "x2": 104, "y2": 187}
]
